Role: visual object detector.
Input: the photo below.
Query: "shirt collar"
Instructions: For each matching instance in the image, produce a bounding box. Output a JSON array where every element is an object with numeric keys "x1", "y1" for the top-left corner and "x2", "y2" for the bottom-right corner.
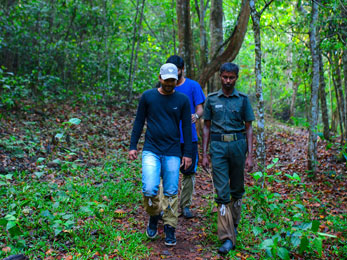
[{"x1": 217, "y1": 88, "x2": 239, "y2": 97}]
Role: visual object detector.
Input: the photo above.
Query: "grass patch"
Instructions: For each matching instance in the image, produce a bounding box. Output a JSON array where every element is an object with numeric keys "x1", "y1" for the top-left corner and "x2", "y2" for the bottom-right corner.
[{"x1": 0, "y1": 155, "x2": 151, "y2": 259}]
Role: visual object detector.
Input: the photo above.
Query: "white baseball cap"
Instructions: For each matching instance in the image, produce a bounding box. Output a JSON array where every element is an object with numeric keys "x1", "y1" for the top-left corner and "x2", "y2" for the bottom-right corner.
[{"x1": 160, "y1": 63, "x2": 178, "y2": 80}]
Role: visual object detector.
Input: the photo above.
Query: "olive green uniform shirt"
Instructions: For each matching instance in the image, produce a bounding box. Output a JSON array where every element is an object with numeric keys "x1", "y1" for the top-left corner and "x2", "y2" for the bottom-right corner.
[{"x1": 203, "y1": 89, "x2": 255, "y2": 133}]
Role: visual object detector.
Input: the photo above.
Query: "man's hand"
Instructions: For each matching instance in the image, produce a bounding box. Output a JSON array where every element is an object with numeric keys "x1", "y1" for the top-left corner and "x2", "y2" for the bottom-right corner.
[
  {"x1": 181, "y1": 156, "x2": 192, "y2": 171},
  {"x1": 202, "y1": 155, "x2": 210, "y2": 168},
  {"x1": 128, "y1": 150, "x2": 138, "y2": 160},
  {"x1": 245, "y1": 154, "x2": 254, "y2": 173},
  {"x1": 191, "y1": 114, "x2": 197, "y2": 124}
]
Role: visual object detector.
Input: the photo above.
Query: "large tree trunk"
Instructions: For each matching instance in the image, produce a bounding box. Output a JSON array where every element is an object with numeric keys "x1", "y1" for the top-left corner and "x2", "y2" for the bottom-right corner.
[
  {"x1": 176, "y1": 0, "x2": 194, "y2": 78},
  {"x1": 308, "y1": 0, "x2": 320, "y2": 172},
  {"x1": 208, "y1": 0, "x2": 223, "y2": 93},
  {"x1": 194, "y1": 0, "x2": 209, "y2": 72},
  {"x1": 318, "y1": 51, "x2": 330, "y2": 140},
  {"x1": 198, "y1": 0, "x2": 250, "y2": 88}
]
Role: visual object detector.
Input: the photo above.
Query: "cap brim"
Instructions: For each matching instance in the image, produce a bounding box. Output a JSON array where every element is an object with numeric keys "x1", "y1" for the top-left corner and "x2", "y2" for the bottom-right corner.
[{"x1": 161, "y1": 74, "x2": 178, "y2": 80}]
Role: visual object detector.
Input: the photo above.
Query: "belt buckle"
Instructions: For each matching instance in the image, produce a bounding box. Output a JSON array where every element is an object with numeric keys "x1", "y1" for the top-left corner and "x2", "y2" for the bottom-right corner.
[{"x1": 223, "y1": 134, "x2": 235, "y2": 142}]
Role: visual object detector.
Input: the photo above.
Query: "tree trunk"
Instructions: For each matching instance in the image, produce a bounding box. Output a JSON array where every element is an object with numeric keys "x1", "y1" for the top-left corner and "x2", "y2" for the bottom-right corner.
[
  {"x1": 198, "y1": 0, "x2": 250, "y2": 89},
  {"x1": 289, "y1": 80, "x2": 299, "y2": 120},
  {"x1": 328, "y1": 52, "x2": 345, "y2": 140},
  {"x1": 250, "y1": 0, "x2": 265, "y2": 170},
  {"x1": 176, "y1": 0, "x2": 194, "y2": 78},
  {"x1": 128, "y1": 0, "x2": 145, "y2": 101},
  {"x1": 343, "y1": 50, "x2": 347, "y2": 142},
  {"x1": 307, "y1": 0, "x2": 320, "y2": 172},
  {"x1": 318, "y1": 51, "x2": 330, "y2": 140},
  {"x1": 194, "y1": 0, "x2": 209, "y2": 72},
  {"x1": 208, "y1": 0, "x2": 223, "y2": 93}
]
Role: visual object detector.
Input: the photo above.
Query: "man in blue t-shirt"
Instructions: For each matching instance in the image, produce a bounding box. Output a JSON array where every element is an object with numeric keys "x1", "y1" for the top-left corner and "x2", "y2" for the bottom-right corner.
[{"x1": 166, "y1": 55, "x2": 206, "y2": 219}]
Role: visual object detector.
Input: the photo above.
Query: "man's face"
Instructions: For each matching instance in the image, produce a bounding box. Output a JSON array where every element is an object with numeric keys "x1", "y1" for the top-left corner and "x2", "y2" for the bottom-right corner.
[
  {"x1": 159, "y1": 76, "x2": 177, "y2": 94},
  {"x1": 220, "y1": 71, "x2": 238, "y2": 90}
]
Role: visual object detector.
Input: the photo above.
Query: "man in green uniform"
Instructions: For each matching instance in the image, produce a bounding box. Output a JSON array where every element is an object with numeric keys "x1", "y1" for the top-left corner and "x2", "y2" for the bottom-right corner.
[{"x1": 202, "y1": 62, "x2": 255, "y2": 254}]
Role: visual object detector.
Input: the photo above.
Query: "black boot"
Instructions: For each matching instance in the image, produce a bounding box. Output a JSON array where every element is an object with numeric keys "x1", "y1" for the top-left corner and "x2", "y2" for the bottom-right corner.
[
  {"x1": 146, "y1": 215, "x2": 160, "y2": 239},
  {"x1": 164, "y1": 224, "x2": 176, "y2": 246},
  {"x1": 182, "y1": 207, "x2": 194, "y2": 218},
  {"x1": 218, "y1": 239, "x2": 235, "y2": 254}
]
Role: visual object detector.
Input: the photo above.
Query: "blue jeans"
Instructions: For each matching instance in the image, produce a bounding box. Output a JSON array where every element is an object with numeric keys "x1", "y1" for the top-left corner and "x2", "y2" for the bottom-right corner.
[{"x1": 142, "y1": 151, "x2": 180, "y2": 197}]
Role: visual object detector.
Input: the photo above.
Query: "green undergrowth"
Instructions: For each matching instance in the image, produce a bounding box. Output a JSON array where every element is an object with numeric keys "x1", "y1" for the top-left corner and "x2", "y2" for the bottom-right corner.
[
  {"x1": 202, "y1": 158, "x2": 346, "y2": 259},
  {"x1": 0, "y1": 156, "x2": 150, "y2": 259}
]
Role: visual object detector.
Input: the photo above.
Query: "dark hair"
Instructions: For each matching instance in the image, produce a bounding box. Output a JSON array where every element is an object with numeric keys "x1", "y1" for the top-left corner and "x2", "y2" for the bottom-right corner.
[
  {"x1": 166, "y1": 55, "x2": 184, "y2": 69},
  {"x1": 220, "y1": 62, "x2": 239, "y2": 76}
]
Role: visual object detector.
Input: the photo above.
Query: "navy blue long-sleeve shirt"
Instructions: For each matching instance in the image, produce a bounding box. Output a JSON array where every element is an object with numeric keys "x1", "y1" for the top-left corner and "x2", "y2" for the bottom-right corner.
[{"x1": 130, "y1": 88, "x2": 192, "y2": 158}]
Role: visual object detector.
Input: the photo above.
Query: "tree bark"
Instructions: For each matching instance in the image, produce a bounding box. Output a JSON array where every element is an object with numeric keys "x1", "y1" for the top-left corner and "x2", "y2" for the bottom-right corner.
[
  {"x1": 208, "y1": 0, "x2": 223, "y2": 93},
  {"x1": 176, "y1": 0, "x2": 194, "y2": 78},
  {"x1": 308, "y1": 0, "x2": 320, "y2": 172},
  {"x1": 194, "y1": 0, "x2": 209, "y2": 72},
  {"x1": 318, "y1": 51, "x2": 330, "y2": 140},
  {"x1": 198, "y1": 0, "x2": 250, "y2": 89},
  {"x1": 250, "y1": 0, "x2": 265, "y2": 170}
]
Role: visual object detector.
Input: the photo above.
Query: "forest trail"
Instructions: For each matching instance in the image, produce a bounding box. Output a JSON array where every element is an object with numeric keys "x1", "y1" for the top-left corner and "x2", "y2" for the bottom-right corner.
[
  {"x1": 0, "y1": 107, "x2": 345, "y2": 259},
  {"x1": 131, "y1": 120, "x2": 346, "y2": 259}
]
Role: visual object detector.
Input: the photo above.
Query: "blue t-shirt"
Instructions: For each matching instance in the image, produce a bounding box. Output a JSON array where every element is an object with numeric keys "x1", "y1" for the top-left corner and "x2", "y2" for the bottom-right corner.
[{"x1": 175, "y1": 78, "x2": 206, "y2": 143}]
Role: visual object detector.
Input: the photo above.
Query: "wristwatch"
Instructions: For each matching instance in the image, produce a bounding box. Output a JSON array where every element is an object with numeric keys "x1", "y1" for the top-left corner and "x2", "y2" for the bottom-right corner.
[{"x1": 194, "y1": 113, "x2": 200, "y2": 119}]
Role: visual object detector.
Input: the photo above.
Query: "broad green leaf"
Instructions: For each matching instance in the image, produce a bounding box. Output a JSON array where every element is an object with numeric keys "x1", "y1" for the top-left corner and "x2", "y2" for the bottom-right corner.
[
  {"x1": 4, "y1": 214, "x2": 16, "y2": 221},
  {"x1": 34, "y1": 171, "x2": 45, "y2": 178},
  {"x1": 37, "y1": 157, "x2": 45, "y2": 163},
  {"x1": 260, "y1": 239, "x2": 274, "y2": 249},
  {"x1": 54, "y1": 227, "x2": 63, "y2": 236},
  {"x1": 253, "y1": 171, "x2": 263, "y2": 180},
  {"x1": 69, "y1": 118, "x2": 81, "y2": 125},
  {"x1": 0, "y1": 218, "x2": 7, "y2": 226},
  {"x1": 55, "y1": 133, "x2": 64, "y2": 139},
  {"x1": 291, "y1": 236, "x2": 301, "y2": 247},
  {"x1": 252, "y1": 226, "x2": 262, "y2": 236},
  {"x1": 6, "y1": 220, "x2": 17, "y2": 230},
  {"x1": 8, "y1": 225, "x2": 22, "y2": 237},
  {"x1": 277, "y1": 247, "x2": 290, "y2": 260}
]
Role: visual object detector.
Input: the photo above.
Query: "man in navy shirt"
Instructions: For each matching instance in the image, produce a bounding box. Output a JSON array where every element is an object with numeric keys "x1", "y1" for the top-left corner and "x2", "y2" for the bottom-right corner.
[
  {"x1": 129, "y1": 63, "x2": 192, "y2": 246},
  {"x1": 166, "y1": 55, "x2": 206, "y2": 218}
]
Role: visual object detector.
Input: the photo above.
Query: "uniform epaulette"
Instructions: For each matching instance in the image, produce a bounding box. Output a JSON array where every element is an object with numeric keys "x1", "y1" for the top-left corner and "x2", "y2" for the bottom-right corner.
[{"x1": 207, "y1": 91, "x2": 218, "y2": 97}]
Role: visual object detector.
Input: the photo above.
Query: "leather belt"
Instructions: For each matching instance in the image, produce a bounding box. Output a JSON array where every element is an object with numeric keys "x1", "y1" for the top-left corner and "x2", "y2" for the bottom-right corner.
[{"x1": 211, "y1": 133, "x2": 245, "y2": 142}]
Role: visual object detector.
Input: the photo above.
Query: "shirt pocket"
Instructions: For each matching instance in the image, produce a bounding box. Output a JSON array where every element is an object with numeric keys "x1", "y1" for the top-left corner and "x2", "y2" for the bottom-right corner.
[
  {"x1": 212, "y1": 105, "x2": 224, "y2": 121},
  {"x1": 230, "y1": 108, "x2": 242, "y2": 121}
]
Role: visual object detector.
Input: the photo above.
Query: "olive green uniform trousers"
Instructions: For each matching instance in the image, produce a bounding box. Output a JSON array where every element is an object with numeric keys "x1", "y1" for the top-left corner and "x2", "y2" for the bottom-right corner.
[{"x1": 211, "y1": 138, "x2": 247, "y2": 245}]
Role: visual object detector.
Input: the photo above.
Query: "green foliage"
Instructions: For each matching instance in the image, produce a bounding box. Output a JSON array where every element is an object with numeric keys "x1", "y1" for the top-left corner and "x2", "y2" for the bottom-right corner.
[
  {"x1": 0, "y1": 156, "x2": 149, "y2": 259},
  {"x1": 0, "y1": 67, "x2": 29, "y2": 109}
]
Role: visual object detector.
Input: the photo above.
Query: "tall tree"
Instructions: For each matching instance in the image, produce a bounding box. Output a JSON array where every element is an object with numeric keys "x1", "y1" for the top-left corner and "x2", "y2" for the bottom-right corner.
[
  {"x1": 198, "y1": 0, "x2": 250, "y2": 88},
  {"x1": 308, "y1": 0, "x2": 320, "y2": 172},
  {"x1": 176, "y1": 0, "x2": 194, "y2": 78},
  {"x1": 249, "y1": 0, "x2": 274, "y2": 170},
  {"x1": 208, "y1": 0, "x2": 223, "y2": 93}
]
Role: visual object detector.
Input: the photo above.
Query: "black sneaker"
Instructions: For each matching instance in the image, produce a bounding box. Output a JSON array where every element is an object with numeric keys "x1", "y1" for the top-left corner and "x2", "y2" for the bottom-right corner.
[
  {"x1": 146, "y1": 215, "x2": 160, "y2": 239},
  {"x1": 164, "y1": 224, "x2": 176, "y2": 246},
  {"x1": 182, "y1": 207, "x2": 194, "y2": 218},
  {"x1": 218, "y1": 239, "x2": 235, "y2": 254}
]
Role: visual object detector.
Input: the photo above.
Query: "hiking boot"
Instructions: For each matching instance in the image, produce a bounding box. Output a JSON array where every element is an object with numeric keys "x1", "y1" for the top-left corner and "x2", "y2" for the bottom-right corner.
[
  {"x1": 146, "y1": 215, "x2": 160, "y2": 239},
  {"x1": 182, "y1": 207, "x2": 194, "y2": 218},
  {"x1": 164, "y1": 224, "x2": 176, "y2": 246},
  {"x1": 218, "y1": 239, "x2": 235, "y2": 254}
]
